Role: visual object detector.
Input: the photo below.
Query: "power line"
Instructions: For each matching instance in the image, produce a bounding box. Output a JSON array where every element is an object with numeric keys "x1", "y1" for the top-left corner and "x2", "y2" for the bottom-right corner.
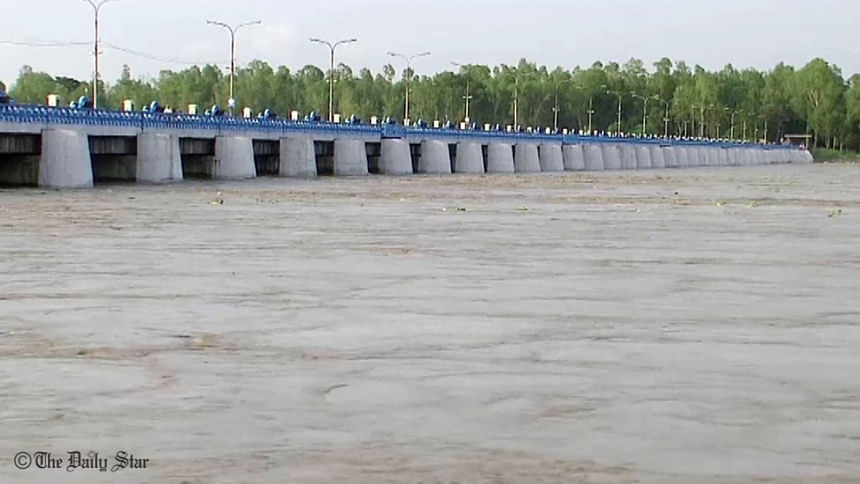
[
  {"x1": 0, "y1": 39, "x2": 91, "y2": 47},
  {"x1": 0, "y1": 37, "x2": 221, "y2": 67},
  {"x1": 101, "y1": 42, "x2": 220, "y2": 66}
]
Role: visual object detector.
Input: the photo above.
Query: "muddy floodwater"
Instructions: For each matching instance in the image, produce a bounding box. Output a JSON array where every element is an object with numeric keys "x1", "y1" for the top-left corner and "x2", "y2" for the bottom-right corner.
[{"x1": 1, "y1": 164, "x2": 859, "y2": 483}]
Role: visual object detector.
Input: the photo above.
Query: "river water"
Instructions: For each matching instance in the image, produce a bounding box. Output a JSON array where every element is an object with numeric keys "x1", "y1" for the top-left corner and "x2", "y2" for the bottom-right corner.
[{"x1": 1, "y1": 164, "x2": 859, "y2": 482}]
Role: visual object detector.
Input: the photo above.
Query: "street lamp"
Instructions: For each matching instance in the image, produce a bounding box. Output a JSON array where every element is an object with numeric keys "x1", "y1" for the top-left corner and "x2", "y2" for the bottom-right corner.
[
  {"x1": 451, "y1": 62, "x2": 474, "y2": 122},
  {"x1": 79, "y1": 0, "x2": 125, "y2": 109},
  {"x1": 207, "y1": 19, "x2": 261, "y2": 115},
  {"x1": 661, "y1": 99, "x2": 672, "y2": 138},
  {"x1": 310, "y1": 37, "x2": 357, "y2": 122},
  {"x1": 729, "y1": 108, "x2": 743, "y2": 140},
  {"x1": 632, "y1": 93, "x2": 659, "y2": 136},
  {"x1": 388, "y1": 51, "x2": 430, "y2": 123},
  {"x1": 603, "y1": 86, "x2": 623, "y2": 135},
  {"x1": 550, "y1": 78, "x2": 573, "y2": 132}
]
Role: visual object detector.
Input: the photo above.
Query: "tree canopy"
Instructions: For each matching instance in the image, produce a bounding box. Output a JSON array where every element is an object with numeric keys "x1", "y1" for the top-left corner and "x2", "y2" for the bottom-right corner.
[{"x1": 6, "y1": 57, "x2": 858, "y2": 149}]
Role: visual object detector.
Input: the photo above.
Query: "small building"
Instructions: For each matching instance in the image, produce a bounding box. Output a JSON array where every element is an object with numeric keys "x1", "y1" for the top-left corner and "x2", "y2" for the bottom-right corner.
[{"x1": 783, "y1": 134, "x2": 813, "y2": 148}]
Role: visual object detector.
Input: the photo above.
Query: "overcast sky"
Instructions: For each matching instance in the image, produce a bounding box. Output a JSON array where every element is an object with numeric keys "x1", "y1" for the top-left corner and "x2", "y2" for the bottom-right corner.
[{"x1": 2, "y1": 0, "x2": 857, "y2": 87}]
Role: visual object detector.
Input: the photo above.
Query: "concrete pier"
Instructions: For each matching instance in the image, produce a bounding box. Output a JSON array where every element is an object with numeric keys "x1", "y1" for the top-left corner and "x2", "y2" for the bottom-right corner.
[
  {"x1": 649, "y1": 145, "x2": 665, "y2": 169},
  {"x1": 707, "y1": 147, "x2": 720, "y2": 166},
  {"x1": 662, "y1": 146, "x2": 678, "y2": 168},
  {"x1": 486, "y1": 143, "x2": 515, "y2": 173},
  {"x1": 691, "y1": 147, "x2": 704, "y2": 166},
  {"x1": 563, "y1": 144, "x2": 586, "y2": 171},
  {"x1": 418, "y1": 140, "x2": 452, "y2": 174},
  {"x1": 454, "y1": 142, "x2": 484, "y2": 174},
  {"x1": 538, "y1": 144, "x2": 564, "y2": 172},
  {"x1": 728, "y1": 148, "x2": 741, "y2": 166},
  {"x1": 602, "y1": 144, "x2": 622, "y2": 170},
  {"x1": 137, "y1": 133, "x2": 182, "y2": 183},
  {"x1": 718, "y1": 148, "x2": 729, "y2": 166},
  {"x1": 213, "y1": 136, "x2": 256, "y2": 179},
  {"x1": 280, "y1": 137, "x2": 317, "y2": 177},
  {"x1": 333, "y1": 139, "x2": 369, "y2": 176},
  {"x1": 583, "y1": 144, "x2": 605, "y2": 171},
  {"x1": 635, "y1": 145, "x2": 652, "y2": 169},
  {"x1": 379, "y1": 138, "x2": 412, "y2": 175},
  {"x1": 620, "y1": 145, "x2": 638, "y2": 170},
  {"x1": 514, "y1": 143, "x2": 541, "y2": 173},
  {"x1": 38, "y1": 129, "x2": 93, "y2": 188},
  {"x1": 678, "y1": 147, "x2": 694, "y2": 167}
]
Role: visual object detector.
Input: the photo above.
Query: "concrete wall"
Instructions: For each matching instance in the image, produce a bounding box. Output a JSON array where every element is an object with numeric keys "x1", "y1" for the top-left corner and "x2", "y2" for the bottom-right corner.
[
  {"x1": 538, "y1": 144, "x2": 564, "y2": 172},
  {"x1": 487, "y1": 143, "x2": 515, "y2": 173},
  {"x1": 333, "y1": 139, "x2": 368, "y2": 176},
  {"x1": 514, "y1": 143, "x2": 541, "y2": 173},
  {"x1": 563, "y1": 144, "x2": 586, "y2": 171},
  {"x1": 662, "y1": 146, "x2": 678, "y2": 168},
  {"x1": 138, "y1": 133, "x2": 183, "y2": 183},
  {"x1": 379, "y1": 138, "x2": 412, "y2": 175},
  {"x1": 649, "y1": 145, "x2": 665, "y2": 169},
  {"x1": 454, "y1": 142, "x2": 484, "y2": 174},
  {"x1": 280, "y1": 137, "x2": 317, "y2": 177},
  {"x1": 213, "y1": 136, "x2": 256, "y2": 179},
  {"x1": 583, "y1": 144, "x2": 605, "y2": 171},
  {"x1": 39, "y1": 129, "x2": 93, "y2": 188},
  {"x1": 602, "y1": 144, "x2": 621, "y2": 170},
  {"x1": 620, "y1": 145, "x2": 638, "y2": 170},
  {"x1": 635, "y1": 146, "x2": 652, "y2": 169},
  {"x1": 418, "y1": 140, "x2": 452, "y2": 174}
]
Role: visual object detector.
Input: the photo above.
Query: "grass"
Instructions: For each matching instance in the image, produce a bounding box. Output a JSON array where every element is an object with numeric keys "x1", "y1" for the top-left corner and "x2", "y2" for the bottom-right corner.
[{"x1": 813, "y1": 148, "x2": 860, "y2": 163}]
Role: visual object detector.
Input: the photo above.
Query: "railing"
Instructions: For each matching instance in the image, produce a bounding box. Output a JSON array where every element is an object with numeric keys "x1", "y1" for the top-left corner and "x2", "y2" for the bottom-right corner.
[{"x1": 0, "y1": 103, "x2": 802, "y2": 150}]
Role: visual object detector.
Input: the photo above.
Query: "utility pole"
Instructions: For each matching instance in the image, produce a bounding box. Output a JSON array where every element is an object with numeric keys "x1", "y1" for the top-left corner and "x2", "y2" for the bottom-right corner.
[
  {"x1": 80, "y1": 0, "x2": 124, "y2": 109},
  {"x1": 587, "y1": 96, "x2": 594, "y2": 135},
  {"x1": 451, "y1": 62, "x2": 474, "y2": 122},
  {"x1": 730, "y1": 111, "x2": 737, "y2": 139},
  {"x1": 389, "y1": 51, "x2": 430, "y2": 123},
  {"x1": 663, "y1": 101, "x2": 671, "y2": 138},
  {"x1": 513, "y1": 76, "x2": 519, "y2": 128},
  {"x1": 632, "y1": 94, "x2": 658, "y2": 136},
  {"x1": 310, "y1": 37, "x2": 357, "y2": 122},
  {"x1": 691, "y1": 105, "x2": 696, "y2": 138},
  {"x1": 207, "y1": 19, "x2": 261, "y2": 115}
]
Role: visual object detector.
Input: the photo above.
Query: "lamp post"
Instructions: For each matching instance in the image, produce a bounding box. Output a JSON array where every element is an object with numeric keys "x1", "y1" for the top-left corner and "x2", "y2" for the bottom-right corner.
[
  {"x1": 604, "y1": 87, "x2": 623, "y2": 135},
  {"x1": 310, "y1": 37, "x2": 357, "y2": 122},
  {"x1": 513, "y1": 75, "x2": 519, "y2": 128},
  {"x1": 207, "y1": 19, "x2": 261, "y2": 115},
  {"x1": 388, "y1": 51, "x2": 430, "y2": 124},
  {"x1": 79, "y1": 0, "x2": 124, "y2": 109},
  {"x1": 729, "y1": 109, "x2": 742, "y2": 140},
  {"x1": 586, "y1": 96, "x2": 595, "y2": 135},
  {"x1": 661, "y1": 100, "x2": 671, "y2": 138},
  {"x1": 632, "y1": 93, "x2": 658, "y2": 136},
  {"x1": 451, "y1": 62, "x2": 474, "y2": 122}
]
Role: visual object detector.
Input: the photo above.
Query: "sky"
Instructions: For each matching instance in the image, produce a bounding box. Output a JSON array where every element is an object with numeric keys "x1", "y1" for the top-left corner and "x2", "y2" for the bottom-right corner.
[{"x1": 2, "y1": 0, "x2": 858, "y2": 88}]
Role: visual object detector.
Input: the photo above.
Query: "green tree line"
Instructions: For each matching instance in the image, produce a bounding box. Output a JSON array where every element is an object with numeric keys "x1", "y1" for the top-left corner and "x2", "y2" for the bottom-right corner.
[{"x1": 6, "y1": 57, "x2": 860, "y2": 149}]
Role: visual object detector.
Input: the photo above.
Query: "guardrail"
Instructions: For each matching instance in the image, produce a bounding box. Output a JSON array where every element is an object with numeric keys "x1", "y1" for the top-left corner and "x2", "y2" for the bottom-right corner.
[{"x1": 0, "y1": 104, "x2": 803, "y2": 150}]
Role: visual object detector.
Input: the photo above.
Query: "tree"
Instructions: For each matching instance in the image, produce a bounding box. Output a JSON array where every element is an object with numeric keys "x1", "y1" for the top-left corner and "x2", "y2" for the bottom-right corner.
[
  {"x1": 847, "y1": 75, "x2": 860, "y2": 149},
  {"x1": 791, "y1": 59, "x2": 846, "y2": 148},
  {"x1": 5, "y1": 56, "x2": 859, "y2": 149}
]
